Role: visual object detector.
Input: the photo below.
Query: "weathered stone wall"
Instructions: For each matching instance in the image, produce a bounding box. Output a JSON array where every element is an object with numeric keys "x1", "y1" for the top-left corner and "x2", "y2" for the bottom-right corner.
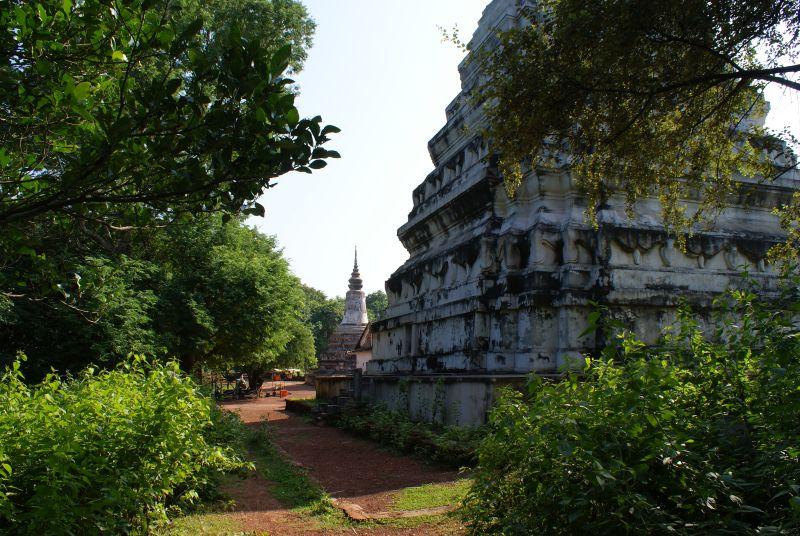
[{"x1": 362, "y1": 0, "x2": 800, "y2": 425}]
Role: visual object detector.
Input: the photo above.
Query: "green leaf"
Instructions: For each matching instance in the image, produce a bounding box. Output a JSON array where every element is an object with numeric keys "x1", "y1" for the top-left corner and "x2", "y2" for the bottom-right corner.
[
  {"x1": 286, "y1": 108, "x2": 299, "y2": 126},
  {"x1": 71, "y1": 103, "x2": 95, "y2": 123},
  {"x1": 111, "y1": 50, "x2": 128, "y2": 62},
  {"x1": 157, "y1": 29, "x2": 174, "y2": 46},
  {"x1": 243, "y1": 202, "x2": 265, "y2": 217},
  {"x1": 270, "y1": 44, "x2": 292, "y2": 77},
  {"x1": 166, "y1": 78, "x2": 182, "y2": 95},
  {"x1": 174, "y1": 18, "x2": 203, "y2": 54},
  {"x1": 73, "y1": 81, "x2": 91, "y2": 100},
  {"x1": 311, "y1": 147, "x2": 340, "y2": 159}
]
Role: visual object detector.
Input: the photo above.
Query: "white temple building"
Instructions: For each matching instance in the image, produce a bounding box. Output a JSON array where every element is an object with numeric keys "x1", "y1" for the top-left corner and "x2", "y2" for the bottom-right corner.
[{"x1": 358, "y1": 0, "x2": 800, "y2": 425}]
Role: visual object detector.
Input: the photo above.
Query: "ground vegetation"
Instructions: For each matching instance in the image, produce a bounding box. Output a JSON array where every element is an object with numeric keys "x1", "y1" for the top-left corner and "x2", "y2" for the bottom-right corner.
[
  {"x1": 464, "y1": 284, "x2": 800, "y2": 534},
  {"x1": 335, "y1": 404, "x2": 485, "y2": 469},
  {"x1": 0, "y1": 357, "x2": 250, "y2": 534}
]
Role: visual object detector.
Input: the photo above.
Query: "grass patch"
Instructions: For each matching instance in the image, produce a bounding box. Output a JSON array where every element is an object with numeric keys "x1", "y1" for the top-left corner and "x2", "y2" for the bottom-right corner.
[
  {"x1": 151, "y1": 513, "x2": 244, "y2": 535},
  {"x1": 368, "y1": 513, "x2": 465, "y2": 533},
  {"x1": 391, "y1": 479, "x2": 472, "y2": 511}
]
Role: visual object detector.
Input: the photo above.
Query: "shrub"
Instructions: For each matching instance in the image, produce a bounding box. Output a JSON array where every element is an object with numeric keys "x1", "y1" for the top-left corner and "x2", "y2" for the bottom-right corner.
[
  {"x1": 0, "y1": 356, "x2": 249, "y2": 534},
  {"x1": 335, "y1": 404, "x2": 484, "y2": 468},
  {"x1": 464, "y1": 289, "x2": 800, "y2": 534}
]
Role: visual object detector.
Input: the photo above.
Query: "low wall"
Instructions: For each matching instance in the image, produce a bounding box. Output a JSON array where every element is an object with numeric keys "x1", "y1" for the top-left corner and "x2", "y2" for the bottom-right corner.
[
  {"x1": 315, "y1": 375, "x2": 351, "y2": 400},
  {"x1": 358, "y1": 374, "x2": 530, "y2": 426}
]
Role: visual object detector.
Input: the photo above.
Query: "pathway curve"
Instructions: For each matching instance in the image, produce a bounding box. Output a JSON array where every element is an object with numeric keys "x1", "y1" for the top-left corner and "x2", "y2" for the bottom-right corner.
[{"x1": 218, "y1": 382, "x2": 465, "y2": 535}]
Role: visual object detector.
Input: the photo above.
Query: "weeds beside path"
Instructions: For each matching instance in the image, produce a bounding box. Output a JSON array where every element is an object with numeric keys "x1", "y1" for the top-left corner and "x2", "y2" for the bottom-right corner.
[{"x1": 162, "y1": 382, "x2": 466, "y2": 535}]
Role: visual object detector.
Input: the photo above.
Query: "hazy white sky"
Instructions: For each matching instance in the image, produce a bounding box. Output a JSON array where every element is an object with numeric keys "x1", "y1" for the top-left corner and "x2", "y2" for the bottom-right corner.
[{"x1": 250, "y1": 0, "x2": 800, "y2": 298}]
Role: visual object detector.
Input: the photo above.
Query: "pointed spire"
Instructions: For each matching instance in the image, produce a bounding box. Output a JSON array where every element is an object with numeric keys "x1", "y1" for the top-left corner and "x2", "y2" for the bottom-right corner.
[{"x1": 348, "y1": 245, "x2": 363, "y2": 291}]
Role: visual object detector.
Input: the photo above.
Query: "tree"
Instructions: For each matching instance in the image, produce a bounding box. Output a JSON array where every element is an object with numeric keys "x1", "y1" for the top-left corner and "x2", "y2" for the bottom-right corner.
[
  {"x1": 276, "y1": 318, "x2": 316, "y2": 370},
  {"x1": 155, "y1": 216, "x2": 307, "y2": 374},
  {"x1": 479, "y1": 0, "x2": 799, "y2": 236},
  {"x1": 366, "y1": 290, "x2": 388, "y2": 321},
  {"x1": 0, "y1": 0, "x2": 336, "y2": 374},
  {"x1": 181, "y1": 0, "x2": 316, "y2": 72},
  {"x1": 241, "y1": 316, "x2": 315, "y2": 386},
  {"x1": 0, "y1": 214, "x2": 315, "y2": 378},
  {"x1": 0, "y1": 253, "x2": 163, "y2": 377},
  {"x1": 0, "y1": 0, "x2": 337, "y2": 246},
  {"x1": 301, "y1": 285, "x2": 344, "y2": 356}
]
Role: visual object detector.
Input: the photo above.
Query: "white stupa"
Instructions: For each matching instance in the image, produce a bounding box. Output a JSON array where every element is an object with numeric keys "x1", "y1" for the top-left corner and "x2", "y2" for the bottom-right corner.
[{"x1": 316, "y1": 248, "x2": 369, "y2": 373}]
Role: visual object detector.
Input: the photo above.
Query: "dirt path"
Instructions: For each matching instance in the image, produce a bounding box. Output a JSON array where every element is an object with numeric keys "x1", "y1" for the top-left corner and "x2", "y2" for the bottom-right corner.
[
  {"x1": 219, "y1": 469, "x2": 318, "y2": 535},
  {"x1": 218, "y1": 383, "x2": 465, "y2": 535}
]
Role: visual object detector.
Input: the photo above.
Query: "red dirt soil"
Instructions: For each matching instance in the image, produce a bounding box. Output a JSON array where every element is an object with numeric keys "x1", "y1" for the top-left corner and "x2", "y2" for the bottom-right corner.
[{"x1": 219, "y1": 382, "x2": 466, "y2": 535}]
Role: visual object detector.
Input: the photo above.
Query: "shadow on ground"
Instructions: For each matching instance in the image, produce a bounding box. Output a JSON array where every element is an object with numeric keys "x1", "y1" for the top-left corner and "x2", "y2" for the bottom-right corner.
[{"x1": 221, "y1": 383, "x2": 463, "y2": 514}]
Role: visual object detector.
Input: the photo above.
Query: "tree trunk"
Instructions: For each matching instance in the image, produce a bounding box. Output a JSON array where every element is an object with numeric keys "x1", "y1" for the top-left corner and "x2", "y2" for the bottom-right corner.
[
  {"x1": 179, "y1": 354, "x2": 196, "y2": 375},
  {"x1": 245, "y1": 365, "x2": 265, "y2": 390}
]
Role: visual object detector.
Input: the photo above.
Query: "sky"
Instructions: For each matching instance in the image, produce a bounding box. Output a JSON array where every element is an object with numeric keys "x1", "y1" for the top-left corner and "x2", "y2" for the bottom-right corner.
[
  {"x1": 249, "y1": 0, "x2": 488, "y2": 297},
  {"x1": 250, "y1": 0, "x2": 800, "y2": 298}
]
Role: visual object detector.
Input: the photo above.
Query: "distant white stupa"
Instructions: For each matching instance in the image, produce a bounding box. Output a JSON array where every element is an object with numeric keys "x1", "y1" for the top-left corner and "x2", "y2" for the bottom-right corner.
[
  {"x1": 316, "y1": 247, "x2": 369, "y2": 373},
  {"x1": 341, "y1": 247, "x2": 368, "y2": 325}
]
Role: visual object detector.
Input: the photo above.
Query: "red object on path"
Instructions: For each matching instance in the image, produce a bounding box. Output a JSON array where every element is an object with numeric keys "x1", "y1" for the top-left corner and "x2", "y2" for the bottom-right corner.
[{"x1": 279, "y1": 389, "x2": 289, "y2": 398}]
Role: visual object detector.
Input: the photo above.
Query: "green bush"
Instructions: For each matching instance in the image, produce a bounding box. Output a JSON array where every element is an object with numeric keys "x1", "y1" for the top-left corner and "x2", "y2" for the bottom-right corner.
[
  {"x1": 0, "y1": 356, "x2": 249, "y2": 534},
  {"x1": 464, "y1": 288, "x2": 800, "y2": 534},
  {"x1": 335, "y1": 404, "x2": 484, "y2": 468}
]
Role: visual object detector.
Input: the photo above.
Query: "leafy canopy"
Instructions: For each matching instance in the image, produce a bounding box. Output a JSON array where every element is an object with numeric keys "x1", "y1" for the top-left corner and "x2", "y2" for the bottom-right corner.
[
  {"x1": 181, "y1": 0, "x2": 316, "y2": 72},
  {"x1": 366, "y1": 290, "x2": 388, "y2": 321},
  {"x1": 0, "y1": 216, "x2": 316, "y2": 378},
  {"x1": 0, "y1": 0, "x2": 339, "y2": 233},
  {"x1": 0, "y1": 0, "x2": 330, "y2": 376},
  {"x1": 155, "y1": 216, "x2": 312, "y2": 372},
  {"x1": 481, "y1": 0, "x2": 799, "y2": 235}
]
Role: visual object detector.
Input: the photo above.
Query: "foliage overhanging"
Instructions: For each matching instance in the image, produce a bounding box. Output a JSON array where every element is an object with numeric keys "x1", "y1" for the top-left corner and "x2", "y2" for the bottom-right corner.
[{"x1": 478, "y1": 0, "x2": 799, "y2": 238}]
